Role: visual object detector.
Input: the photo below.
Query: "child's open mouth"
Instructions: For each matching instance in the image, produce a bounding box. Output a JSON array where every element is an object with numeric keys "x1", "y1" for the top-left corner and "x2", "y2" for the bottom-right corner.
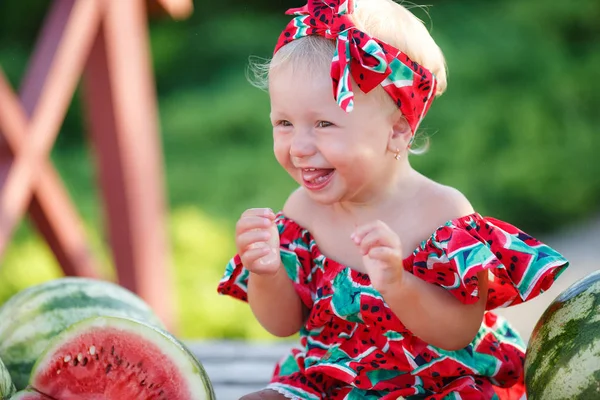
[{"x1": 302, "y1": 168, "x2": 335, "y2": 191}]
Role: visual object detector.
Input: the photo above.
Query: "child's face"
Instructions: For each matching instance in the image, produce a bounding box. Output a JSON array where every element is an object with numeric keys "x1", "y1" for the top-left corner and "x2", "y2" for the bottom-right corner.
[{"x1": 269, "y1": 61, "x2": 401, "y2": 205}]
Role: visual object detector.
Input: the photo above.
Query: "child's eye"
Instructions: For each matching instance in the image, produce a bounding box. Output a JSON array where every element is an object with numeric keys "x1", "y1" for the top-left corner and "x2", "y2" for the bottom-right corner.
[
  {"x1": 276, "y1": 120, "x2": 292, "y2": 127},
  {"x1": 317, "y1": 121, "x2": 333, "y2": 128}
]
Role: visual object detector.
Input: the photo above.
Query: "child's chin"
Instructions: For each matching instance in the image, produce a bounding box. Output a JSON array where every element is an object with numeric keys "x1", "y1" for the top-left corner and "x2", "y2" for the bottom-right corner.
[{"x1": 305, "y1": 188, "x2": 345, "y2": 206}]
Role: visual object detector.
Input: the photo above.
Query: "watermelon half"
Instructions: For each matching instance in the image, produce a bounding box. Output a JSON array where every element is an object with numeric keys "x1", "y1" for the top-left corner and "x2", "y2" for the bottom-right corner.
[
  {"x1": 0, "y1": 277, "x2": 165, "y2": 390},
  {"x1": 525, "y1": 270, "x2": 600, "y2": 399},
  {"x1": 22, "y1": 315, "x2": 215, "y2": 399},
  {"x1": 0, "y1": 357, "x2": 15, "y2": 399}
]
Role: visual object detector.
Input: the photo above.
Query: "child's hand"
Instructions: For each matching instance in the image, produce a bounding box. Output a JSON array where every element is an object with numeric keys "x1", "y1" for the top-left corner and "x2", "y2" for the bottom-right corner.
[
  {"x1": 351, "y1": 220, "x2": 404, "y2": 292},
  {"x1": 235, "y1": 208, "x2": 281, "y2": 275}
]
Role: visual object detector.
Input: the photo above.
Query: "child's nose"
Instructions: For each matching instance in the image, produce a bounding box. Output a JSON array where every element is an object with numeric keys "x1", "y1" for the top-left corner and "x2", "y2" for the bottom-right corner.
[{"x1": 289, "y1": 129, "x2": 317, "y2": 158}]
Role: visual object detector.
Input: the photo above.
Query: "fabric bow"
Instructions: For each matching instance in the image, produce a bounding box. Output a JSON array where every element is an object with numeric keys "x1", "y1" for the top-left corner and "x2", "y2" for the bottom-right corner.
[{"x1": 274, "y1": 0, "x2": 437, "y2": 135}]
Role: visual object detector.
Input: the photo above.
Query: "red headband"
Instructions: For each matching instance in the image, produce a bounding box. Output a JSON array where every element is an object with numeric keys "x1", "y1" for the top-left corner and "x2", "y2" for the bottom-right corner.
[{"x1": 274, "y1": 0, "x2": 437, "y2": 134}]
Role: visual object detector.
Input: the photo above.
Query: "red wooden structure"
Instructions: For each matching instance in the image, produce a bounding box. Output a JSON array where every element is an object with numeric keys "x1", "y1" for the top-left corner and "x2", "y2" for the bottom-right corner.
[{"x1": 0, "y1": 0, "x2": 193, "y2": 332}]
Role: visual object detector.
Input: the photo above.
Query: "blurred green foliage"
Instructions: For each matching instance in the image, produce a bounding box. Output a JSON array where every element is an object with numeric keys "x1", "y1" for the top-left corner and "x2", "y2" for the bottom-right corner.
[{"x1": 0, "y1": 0, "x2": 598, "y2": 339}]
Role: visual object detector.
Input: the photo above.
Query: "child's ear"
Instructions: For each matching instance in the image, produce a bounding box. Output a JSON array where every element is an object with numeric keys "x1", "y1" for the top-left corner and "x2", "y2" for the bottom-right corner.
[{"x1": 388, "y1": 113, "x2": 412, "y2": 147}]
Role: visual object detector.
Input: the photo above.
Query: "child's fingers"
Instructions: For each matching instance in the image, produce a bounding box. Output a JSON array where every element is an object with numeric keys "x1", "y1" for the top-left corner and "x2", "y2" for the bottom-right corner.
[
  {"x1": 242, "y1": 244, "x2": 281, "y2": 274},
  {"x1": 357, "y1": 229, "x2": 390, "y2": 255},
  {"x1": 353, "y1": 223, "x2": 400, "y2": 251},
  {"x1": 236, "y1": 215, "x2": 272, "y2": 234},
  {"x1": 236, "y1": 229, "x2": 271, "y2": 251},
  {"x1": 367, "y1": 246, "x2": 401, "y2": 264},
  {"x1": 351, "y1": 220, "x2": 381, "y2": 243},
  {"x1": 352, "y1": 220, "x2": 398, "y2": 245},
  {"x1": 241, "y1": 208, "x2": 275, "y2": 219},
  {"x1": 241, "y1": 246, "x2": 272, "y2": 267}
]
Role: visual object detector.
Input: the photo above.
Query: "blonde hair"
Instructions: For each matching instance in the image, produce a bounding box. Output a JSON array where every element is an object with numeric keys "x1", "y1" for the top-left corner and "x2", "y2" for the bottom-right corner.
[
  {"x1": 250, "y1": 0, "x2": 447, "y2": 91},
  {"x1": 248, "y1": 0, "x2": 447, "y2": 151},
  {"x1": 351, "y1": 0, "x2": 447, "y2": 95}
]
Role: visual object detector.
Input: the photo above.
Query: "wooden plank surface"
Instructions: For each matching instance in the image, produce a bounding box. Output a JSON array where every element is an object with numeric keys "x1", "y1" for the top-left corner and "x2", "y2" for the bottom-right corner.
[{"x1": 187, "y1": 340, "x2": 294, "y2": 400}]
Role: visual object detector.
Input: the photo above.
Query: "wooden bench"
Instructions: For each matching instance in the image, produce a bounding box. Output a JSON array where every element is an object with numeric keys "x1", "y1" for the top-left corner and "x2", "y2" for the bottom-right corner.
[{"x1": 187, "y1": 340, "x2": 295, "y2": 399}]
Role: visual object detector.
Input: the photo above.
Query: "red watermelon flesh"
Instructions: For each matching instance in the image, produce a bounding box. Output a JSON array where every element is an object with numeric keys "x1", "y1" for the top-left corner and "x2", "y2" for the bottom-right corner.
[{"x1": 28, "y1": 316, "x2": 214, "y2": 399}]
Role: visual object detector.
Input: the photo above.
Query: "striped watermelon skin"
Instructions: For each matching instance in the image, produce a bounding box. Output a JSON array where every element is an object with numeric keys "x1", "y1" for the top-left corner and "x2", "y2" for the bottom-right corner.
[
  {"x1": 525, "y1": 270, "x2": 600, "y2": 399},
  {"x1": 0, "y1": 278, "x2": 165, "y2": 390},
  {"x1": 0, "y1": 357, "x2": 15, "y2": 399}
]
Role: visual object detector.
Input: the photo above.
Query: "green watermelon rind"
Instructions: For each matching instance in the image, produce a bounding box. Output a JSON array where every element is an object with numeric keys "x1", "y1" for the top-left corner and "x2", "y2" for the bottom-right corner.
[
  {"x1": 524, "y1": 270, "x2": 600, "y2": 399},
  {"x1": 0, "y1": 357, "x2": 15, "y2": 400},
  {"x1": 0, "y1": 277, "x2": 165, "y2": 390},
  {"x1": 6, "y1": 389, "x2": 50, "y2": 399},
  {"x1": 30, "y1": 315, "x2": 215, "y2": 400}
]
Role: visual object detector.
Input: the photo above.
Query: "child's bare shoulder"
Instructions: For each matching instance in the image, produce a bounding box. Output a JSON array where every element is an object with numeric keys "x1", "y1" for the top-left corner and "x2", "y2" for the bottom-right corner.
[
  {"x1": 419, "y1": 178, "x2": 475, "y2": 226},
  {"x1": 281, "y1": 187, "x2": 317, "y2": 230}
]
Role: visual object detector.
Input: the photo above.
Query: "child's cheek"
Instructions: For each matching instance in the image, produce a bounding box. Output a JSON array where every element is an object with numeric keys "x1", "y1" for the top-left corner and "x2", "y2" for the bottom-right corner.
[{"x1": 272, "y1": 140, "x2": 289, "y2": 165}]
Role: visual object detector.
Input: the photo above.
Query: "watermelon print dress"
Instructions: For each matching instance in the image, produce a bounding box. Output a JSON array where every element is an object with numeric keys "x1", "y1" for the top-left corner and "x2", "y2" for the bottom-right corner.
[{"x1": 218, "y1": 212, "x2": 569, "y2": 400}]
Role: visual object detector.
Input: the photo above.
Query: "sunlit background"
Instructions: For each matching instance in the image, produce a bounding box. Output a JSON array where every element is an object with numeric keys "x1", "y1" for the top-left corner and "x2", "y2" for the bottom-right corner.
[{"x1": 0, "y1": 0, "x2": 598, "y2": 341}]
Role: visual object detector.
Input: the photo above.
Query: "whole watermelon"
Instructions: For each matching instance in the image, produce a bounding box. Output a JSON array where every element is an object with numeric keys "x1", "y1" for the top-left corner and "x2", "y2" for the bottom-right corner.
[
  {"x1": 524, "y1": 270, "x2": 600, "y2": 399},
  {"x1": 0, "y1": 356, "x2": 15, "y2": 399},
  {"x1": 0, "y1": 277, "x2": 165, "y2": 390}
]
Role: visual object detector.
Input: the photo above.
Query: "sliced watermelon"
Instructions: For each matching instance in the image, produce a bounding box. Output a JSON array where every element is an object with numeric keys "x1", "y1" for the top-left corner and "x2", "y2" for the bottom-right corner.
[
  {"x1": 0, "y1": 357, "x2": 15, "y2": 399},
  {"x1": 0, "y1": 277, "x2": 165, "y2": 390},
  {"x1": 525, "y1": 270, "x2": 600, "y2": 399},
  {"x1": 27, "y1": 316, "x2": 215, "y2": 399}
]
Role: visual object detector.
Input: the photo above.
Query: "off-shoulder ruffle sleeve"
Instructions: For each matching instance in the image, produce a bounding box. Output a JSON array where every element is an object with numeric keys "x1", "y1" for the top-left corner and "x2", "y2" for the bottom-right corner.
[
  {"x1": 403, "y1": 213, "x2": 569, "y2": 310},
  {"x1": 217, "y1": 214, "x2": 318, "y2": 309}
]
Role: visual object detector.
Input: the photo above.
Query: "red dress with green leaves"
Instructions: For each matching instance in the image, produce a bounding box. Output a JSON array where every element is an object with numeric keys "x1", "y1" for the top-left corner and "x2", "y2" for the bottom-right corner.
[{"x1": 218, "y1": 212, "x2": 568, "y2": 399}]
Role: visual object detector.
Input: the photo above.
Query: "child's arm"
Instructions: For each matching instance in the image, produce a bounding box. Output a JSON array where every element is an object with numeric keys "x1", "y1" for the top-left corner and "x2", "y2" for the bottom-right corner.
[
  {"x1": 354, "y1": 189, "x2": 488, "y2": 350},
  {"x1": 353, "y1": 216, "x2": 488, "y2": 351},
  {"x1": 380, "y1": 271, "x2": 488, "y2": 351},
  {"x1": 247, "y1": 268, "x2": 306, "y2": 337},
  {"x1": 235, "y1": 207, "x2": 306, "y2": 337}
]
